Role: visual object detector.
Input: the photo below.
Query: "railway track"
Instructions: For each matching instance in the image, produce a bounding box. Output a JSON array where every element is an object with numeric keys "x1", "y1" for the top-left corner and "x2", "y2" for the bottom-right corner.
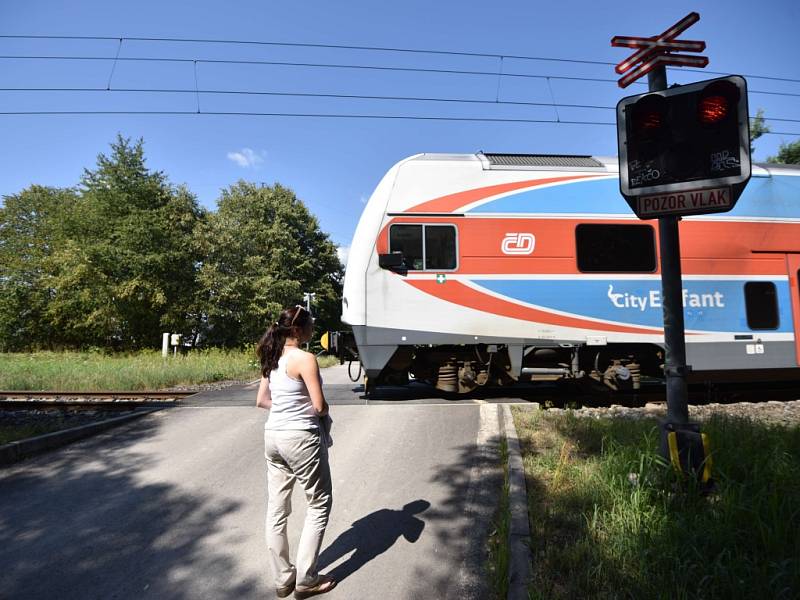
[
  {"x1": 0, "y1": 390, "x2": 196, "y2": 410},
  {"x1": 363, "y1": 379, "x2": 800, "y2": 407}
]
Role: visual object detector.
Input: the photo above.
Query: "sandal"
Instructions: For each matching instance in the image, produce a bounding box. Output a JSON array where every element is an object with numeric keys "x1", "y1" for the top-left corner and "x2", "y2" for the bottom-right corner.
[
  {"x1": 294, "y1": 574, "x2": 337, "y2": 599},
  {"x1": 276, "y1": 578, "x2": 295, "y2": 598}
]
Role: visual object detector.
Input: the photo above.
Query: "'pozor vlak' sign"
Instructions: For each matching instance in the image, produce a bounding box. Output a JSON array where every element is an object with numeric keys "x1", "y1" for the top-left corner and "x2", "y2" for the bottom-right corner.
[{"x1": 638, "y1": 187, "x2": 731, "y2": 217}]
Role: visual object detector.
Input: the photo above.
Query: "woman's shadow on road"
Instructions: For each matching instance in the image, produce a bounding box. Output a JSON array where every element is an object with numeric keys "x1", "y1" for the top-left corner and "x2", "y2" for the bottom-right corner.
[{"x1": 318, "y1": 499, "x2": 430, "y2": 582}]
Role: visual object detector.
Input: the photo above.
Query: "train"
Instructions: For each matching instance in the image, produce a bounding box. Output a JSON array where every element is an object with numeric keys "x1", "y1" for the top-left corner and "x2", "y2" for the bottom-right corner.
[{"x1": 335, "y1": 152, "x2": 800, "y2": 394}]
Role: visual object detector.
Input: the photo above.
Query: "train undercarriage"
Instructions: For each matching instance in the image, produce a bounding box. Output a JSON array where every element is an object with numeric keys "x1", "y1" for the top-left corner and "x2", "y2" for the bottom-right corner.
[
  {"x1": 374, "y1": 343, "x2": 663, "y2": 394},
  {"x1": 324, "y1": 332, "x2": 665, "y2": 395}
]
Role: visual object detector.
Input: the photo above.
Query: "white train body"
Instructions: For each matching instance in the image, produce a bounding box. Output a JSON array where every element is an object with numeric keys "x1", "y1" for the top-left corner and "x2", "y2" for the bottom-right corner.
[{"x1": 342, "y1": 153, "x2": 800, "y2": 392}]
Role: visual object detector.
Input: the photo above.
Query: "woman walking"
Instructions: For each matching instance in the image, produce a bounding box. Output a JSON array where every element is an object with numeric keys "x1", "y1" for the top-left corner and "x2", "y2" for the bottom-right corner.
[{"x1": 256, "y1": 305, "x2": 336, "y2": 599}]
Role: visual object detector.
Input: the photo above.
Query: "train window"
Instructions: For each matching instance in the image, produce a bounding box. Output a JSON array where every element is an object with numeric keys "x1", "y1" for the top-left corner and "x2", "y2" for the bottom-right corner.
[
  {"x1": 389, "y1": 225, "x2": 424, "y2": 270},
  {"x1": 575, "y1": 224, "x2": 656, "y2": 272},
  {"x1": 744, "y1": 282, "x2": 779, "y2": 330},
  {"x1": 425, "y1": 225, "x2": 457, "y2": 270},
  {"x1": 389, "y1": 224, "x2": 457, "y2": 271}
]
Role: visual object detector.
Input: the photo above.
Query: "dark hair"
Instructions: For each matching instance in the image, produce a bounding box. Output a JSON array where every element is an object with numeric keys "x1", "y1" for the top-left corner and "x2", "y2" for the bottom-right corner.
[{"x1": 255, "y1": 305, "x2": 314, "y2": 376}]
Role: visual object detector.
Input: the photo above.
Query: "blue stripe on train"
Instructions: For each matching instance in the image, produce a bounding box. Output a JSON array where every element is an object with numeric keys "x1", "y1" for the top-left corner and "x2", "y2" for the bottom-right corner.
[
  {"x1": 466, "y1": 174, "x2": 800, "y2": 219},
  {"x1": 471, "y1": 278, "x2": 794, "y2": 333}
]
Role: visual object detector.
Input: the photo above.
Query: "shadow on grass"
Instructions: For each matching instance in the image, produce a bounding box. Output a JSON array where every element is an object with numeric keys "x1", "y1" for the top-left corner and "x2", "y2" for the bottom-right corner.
[
  {"x1": 0, "y1": 415, "x2": 260, "y2": 599},
  {"x1": 514, "y1": 408, "x2": 800, "y2": 599}
]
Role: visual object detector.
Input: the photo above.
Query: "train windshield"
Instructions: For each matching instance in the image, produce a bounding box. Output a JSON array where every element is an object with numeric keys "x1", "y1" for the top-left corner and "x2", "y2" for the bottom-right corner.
[{"x1": 389, "y1": 224, "x2": 457, "y2": 271}]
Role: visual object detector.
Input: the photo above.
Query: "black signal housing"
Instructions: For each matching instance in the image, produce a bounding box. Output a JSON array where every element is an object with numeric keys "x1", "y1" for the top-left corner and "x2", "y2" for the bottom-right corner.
[{"x1": 616, "y1": 75, "x2": 751, "y2": 219}]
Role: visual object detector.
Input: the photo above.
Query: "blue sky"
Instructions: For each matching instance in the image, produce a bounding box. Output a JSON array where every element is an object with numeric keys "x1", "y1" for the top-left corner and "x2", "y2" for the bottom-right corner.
[{"x1": 1, "y1": 0, "x2": 798, "y2": 256}]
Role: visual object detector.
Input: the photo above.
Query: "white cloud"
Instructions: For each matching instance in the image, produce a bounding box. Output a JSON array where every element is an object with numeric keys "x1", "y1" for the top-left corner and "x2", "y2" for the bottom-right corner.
[
  {"x1": 337, "y1": 246, "x2": 350, "y2": 264},
  {"x1": 227, "y1": 148, "x2": 266, "y2": 168}
]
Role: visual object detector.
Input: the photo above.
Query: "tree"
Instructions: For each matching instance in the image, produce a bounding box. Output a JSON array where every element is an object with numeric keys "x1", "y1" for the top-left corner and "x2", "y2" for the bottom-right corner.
[
  {"x1": 45, "y1": 135, "x2": 206, "y2": 349},
  {"x1": 767, "y1": 140, "x2": 800, "y2": 165},
  {"x1": 197, "y1": 181, "x2": 342, "y2": 347},
  {"x1": 0, "y1": 186, "x2": 77, "y2": 350},
  {"x1": 750, "y1": 108, "x2": 770, "y2": 157}
]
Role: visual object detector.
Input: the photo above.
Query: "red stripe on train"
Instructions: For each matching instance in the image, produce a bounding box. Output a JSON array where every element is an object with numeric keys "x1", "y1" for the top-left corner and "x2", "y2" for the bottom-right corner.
[
  {"x1": 406, "y1": 279, "x2": 665, "y2": 335},
  {"x1": 406, "y1": 175, "x2": 604, "y2": 213}
]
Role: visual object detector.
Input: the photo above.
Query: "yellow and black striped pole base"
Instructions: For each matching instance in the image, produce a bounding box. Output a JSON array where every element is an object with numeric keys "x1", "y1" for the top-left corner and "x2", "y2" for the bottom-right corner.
[{"x1": 659, "y1": 421, "x2": 714, "y2": 492}]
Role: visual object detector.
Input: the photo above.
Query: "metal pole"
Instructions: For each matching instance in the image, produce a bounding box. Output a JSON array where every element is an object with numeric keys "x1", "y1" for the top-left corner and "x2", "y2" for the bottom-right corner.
[
  {"x1": 650, "y1": 67, "x2": 690, "y2": 424},
  {"x1": 303, "y1": 292, "x2": 315, "y2": 350}
]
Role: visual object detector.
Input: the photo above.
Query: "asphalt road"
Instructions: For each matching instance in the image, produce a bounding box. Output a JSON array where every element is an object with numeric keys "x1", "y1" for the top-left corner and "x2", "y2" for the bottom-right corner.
[{"x1": 0, "y1": 365, "x2": 503, "y2": 599}]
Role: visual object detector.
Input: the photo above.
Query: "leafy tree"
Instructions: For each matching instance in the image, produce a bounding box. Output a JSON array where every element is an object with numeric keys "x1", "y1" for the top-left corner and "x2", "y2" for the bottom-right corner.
[
  {"x1": 0, "y1": 186, "x2": 77, "y2": 350},
  {"x1": 197, "y1": 181, "x2": 342, "y2": 347},
  {"x1": 749, "y1": 108, "x2": 770, "y2": 157},
  {"x1": 767, "y1": 139, "x2": 800, "y2": 165},
  {"x1": 45, "y1": 135, "x2": 206, "y2": 349}
]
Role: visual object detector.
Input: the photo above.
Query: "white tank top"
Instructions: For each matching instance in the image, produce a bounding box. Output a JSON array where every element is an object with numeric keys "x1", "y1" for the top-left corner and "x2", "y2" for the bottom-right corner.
[{"x1": 265, "y1": 348, "x2": 320, "y2": 431}]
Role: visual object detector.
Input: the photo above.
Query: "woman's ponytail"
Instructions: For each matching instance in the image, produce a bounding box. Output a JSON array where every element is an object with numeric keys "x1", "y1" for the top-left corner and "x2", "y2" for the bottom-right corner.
[
  {"x1": 255, "y1": 322, "x2": 287, "y2": 377},
  {"x1": 255, "y1": 305, "x2": 313, "y2": 377}
]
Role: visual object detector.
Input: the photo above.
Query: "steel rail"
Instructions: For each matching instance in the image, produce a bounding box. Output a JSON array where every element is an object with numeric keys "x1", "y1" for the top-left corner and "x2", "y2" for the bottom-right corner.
[{"x1": 0, "y1": 390, "x2": 195, "y2": 399}]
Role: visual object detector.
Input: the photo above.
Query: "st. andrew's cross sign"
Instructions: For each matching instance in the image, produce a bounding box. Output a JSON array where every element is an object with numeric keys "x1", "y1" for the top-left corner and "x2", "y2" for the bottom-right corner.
[{"x1": 612, "y1": 12, "x2": 709, "y2": 88}]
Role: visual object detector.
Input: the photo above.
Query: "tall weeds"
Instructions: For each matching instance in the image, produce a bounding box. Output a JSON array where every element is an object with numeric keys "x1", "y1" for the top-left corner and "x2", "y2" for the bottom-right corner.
[
  {"x1": 514, "y1": 408, "x2": 800, "y2": 599},
  {"x1": 0, "y1": 349, "x2": 260, "y2": 391}
]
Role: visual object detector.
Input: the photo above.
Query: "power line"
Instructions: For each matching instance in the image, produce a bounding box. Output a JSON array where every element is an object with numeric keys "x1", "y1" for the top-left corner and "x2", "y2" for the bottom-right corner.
[
  {"x1": 2, "y1": 33, "x2": 799, "y2": 84},
  {"x1": 2, "y1": 85, "x2": 798, "y2": 125},
  {"x1": 2, "y1": 54, "x2": 799, "y2": 98},
  {"x1": 0, "y1": 53, "x2": 645, "y2": 85},
  {"x1": 0, "y1": 109, "x2": 796, "y2": 136},
  {"x1": 0, "y1": 109, "x2": 615, "y2": 125}
]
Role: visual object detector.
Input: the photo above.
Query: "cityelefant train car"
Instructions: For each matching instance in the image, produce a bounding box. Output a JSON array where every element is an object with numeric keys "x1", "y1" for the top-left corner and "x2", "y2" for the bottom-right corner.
[{"x1": 341, "y1": 153, "x2": 800, "y2": 393}]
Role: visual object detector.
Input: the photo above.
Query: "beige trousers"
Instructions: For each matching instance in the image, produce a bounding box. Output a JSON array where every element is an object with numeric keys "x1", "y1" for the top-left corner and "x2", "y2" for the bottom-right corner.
[{"x1": 264, "y1": 429, "x2": 333, "y2": 588}]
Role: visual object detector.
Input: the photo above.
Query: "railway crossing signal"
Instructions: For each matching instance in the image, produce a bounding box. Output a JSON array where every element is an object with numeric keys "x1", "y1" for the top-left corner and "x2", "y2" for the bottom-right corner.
[
  {"x1": 612, "y1": 13, "x2": 741, "y2": 486},
  {"x1": 617, "y1": 75, "x2": 751, "y2": 219}
]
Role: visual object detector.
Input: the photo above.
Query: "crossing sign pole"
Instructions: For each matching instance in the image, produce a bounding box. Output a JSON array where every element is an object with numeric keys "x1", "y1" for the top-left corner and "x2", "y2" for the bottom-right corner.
[
  {"x1": 646, "y1": 66, "x2": 691, "y2": 426},
  {"x1": 612, "y1": 13, "x2": 701, "y2": 427},
  {"x1": 611, "y1": 13, "x2": 707, "y2": 429}
]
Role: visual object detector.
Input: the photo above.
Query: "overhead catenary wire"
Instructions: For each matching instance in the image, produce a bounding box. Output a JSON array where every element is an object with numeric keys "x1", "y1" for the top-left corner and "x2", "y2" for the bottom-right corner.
[
  {"x1": 0, "y1": 41, "x2": 797, "y2": 134},
  {"x1": 0, "y1": 53, "x2": 798, "y2": 100},
  {"x1": 0, "y1": 55, "x2": 800, "y2": 103},
  {"x1": 0, "y1": 109, "x2": 796, "y2": 135},
  {"x1": 1, "y1": 33, "x2": 799, "y2": 84},
  {"x1": 1, "y1": 86, "x2": 798, "y2": 127}
]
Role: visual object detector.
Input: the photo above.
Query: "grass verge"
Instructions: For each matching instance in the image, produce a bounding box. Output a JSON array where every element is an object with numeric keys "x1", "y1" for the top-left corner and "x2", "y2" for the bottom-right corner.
[
  {"x1": 487, "y1": 436, "x2": 510, "y2": 600},
  {"x1": 512, "y1": 407, "x2": 800, "y2": 599},
  {"x1": 317, "y1": 354, "x2": 340, "y2": 369},
  {"x1": 0, "y1": 350, "x2": 344, "y2": 391},
  {"x1": 0, "y1": 349, "x2": 260, "y2": 391}
]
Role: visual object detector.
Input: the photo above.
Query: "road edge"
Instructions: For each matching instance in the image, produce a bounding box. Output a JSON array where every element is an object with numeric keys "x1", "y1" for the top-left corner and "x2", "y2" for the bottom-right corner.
[
  {"x1": 502, "y1": 404, "x2": 533, "y2": 600},
  {"x1": 0, "y1": 408, "x2": 162, "y2": 466}
]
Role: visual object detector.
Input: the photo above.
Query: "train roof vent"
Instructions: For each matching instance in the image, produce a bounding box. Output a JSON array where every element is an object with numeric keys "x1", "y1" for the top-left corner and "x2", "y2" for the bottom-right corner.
[{"x1": 482, "y1": 153, "x2": 605, "y2": 169}]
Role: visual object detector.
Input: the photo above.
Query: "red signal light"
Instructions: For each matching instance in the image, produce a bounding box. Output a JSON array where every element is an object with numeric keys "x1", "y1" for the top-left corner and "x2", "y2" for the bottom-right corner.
[
  {"x1": 631, "y1": 94, "x2": 666, "y2": 140},
  {"x1": 699, "y1": 95, "x2": 729, "y2": 124},
  {"x1": 637, "y1": 109, "x2": 664, "y2": 132},
  {"x1": 698, "y1": 80, "x2": 739, "y2": 126}
]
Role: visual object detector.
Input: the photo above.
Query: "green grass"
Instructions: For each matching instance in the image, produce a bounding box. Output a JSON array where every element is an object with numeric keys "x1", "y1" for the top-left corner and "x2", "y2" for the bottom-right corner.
[
  {"x1": 316, "y1": 354, "x2": 340, "y2": 369},
  {"x1": 0, "y1": 350, "x2": 343, "y2": 391},
  {"x1": 487, "y1": 436, "x2": 510, "y2": 600},
  {"x1": 0, "y1": 349, "x2": 260, "y2": 391},
  {"x1": 512, "y1": 407, "x2": 800, "y2": 600}
]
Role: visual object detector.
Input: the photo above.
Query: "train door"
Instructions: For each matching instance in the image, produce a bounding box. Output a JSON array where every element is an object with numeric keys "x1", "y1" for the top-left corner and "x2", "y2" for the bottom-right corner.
[{"x1": 787, "y1": 254, "x2": 800, "y2": 366}]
